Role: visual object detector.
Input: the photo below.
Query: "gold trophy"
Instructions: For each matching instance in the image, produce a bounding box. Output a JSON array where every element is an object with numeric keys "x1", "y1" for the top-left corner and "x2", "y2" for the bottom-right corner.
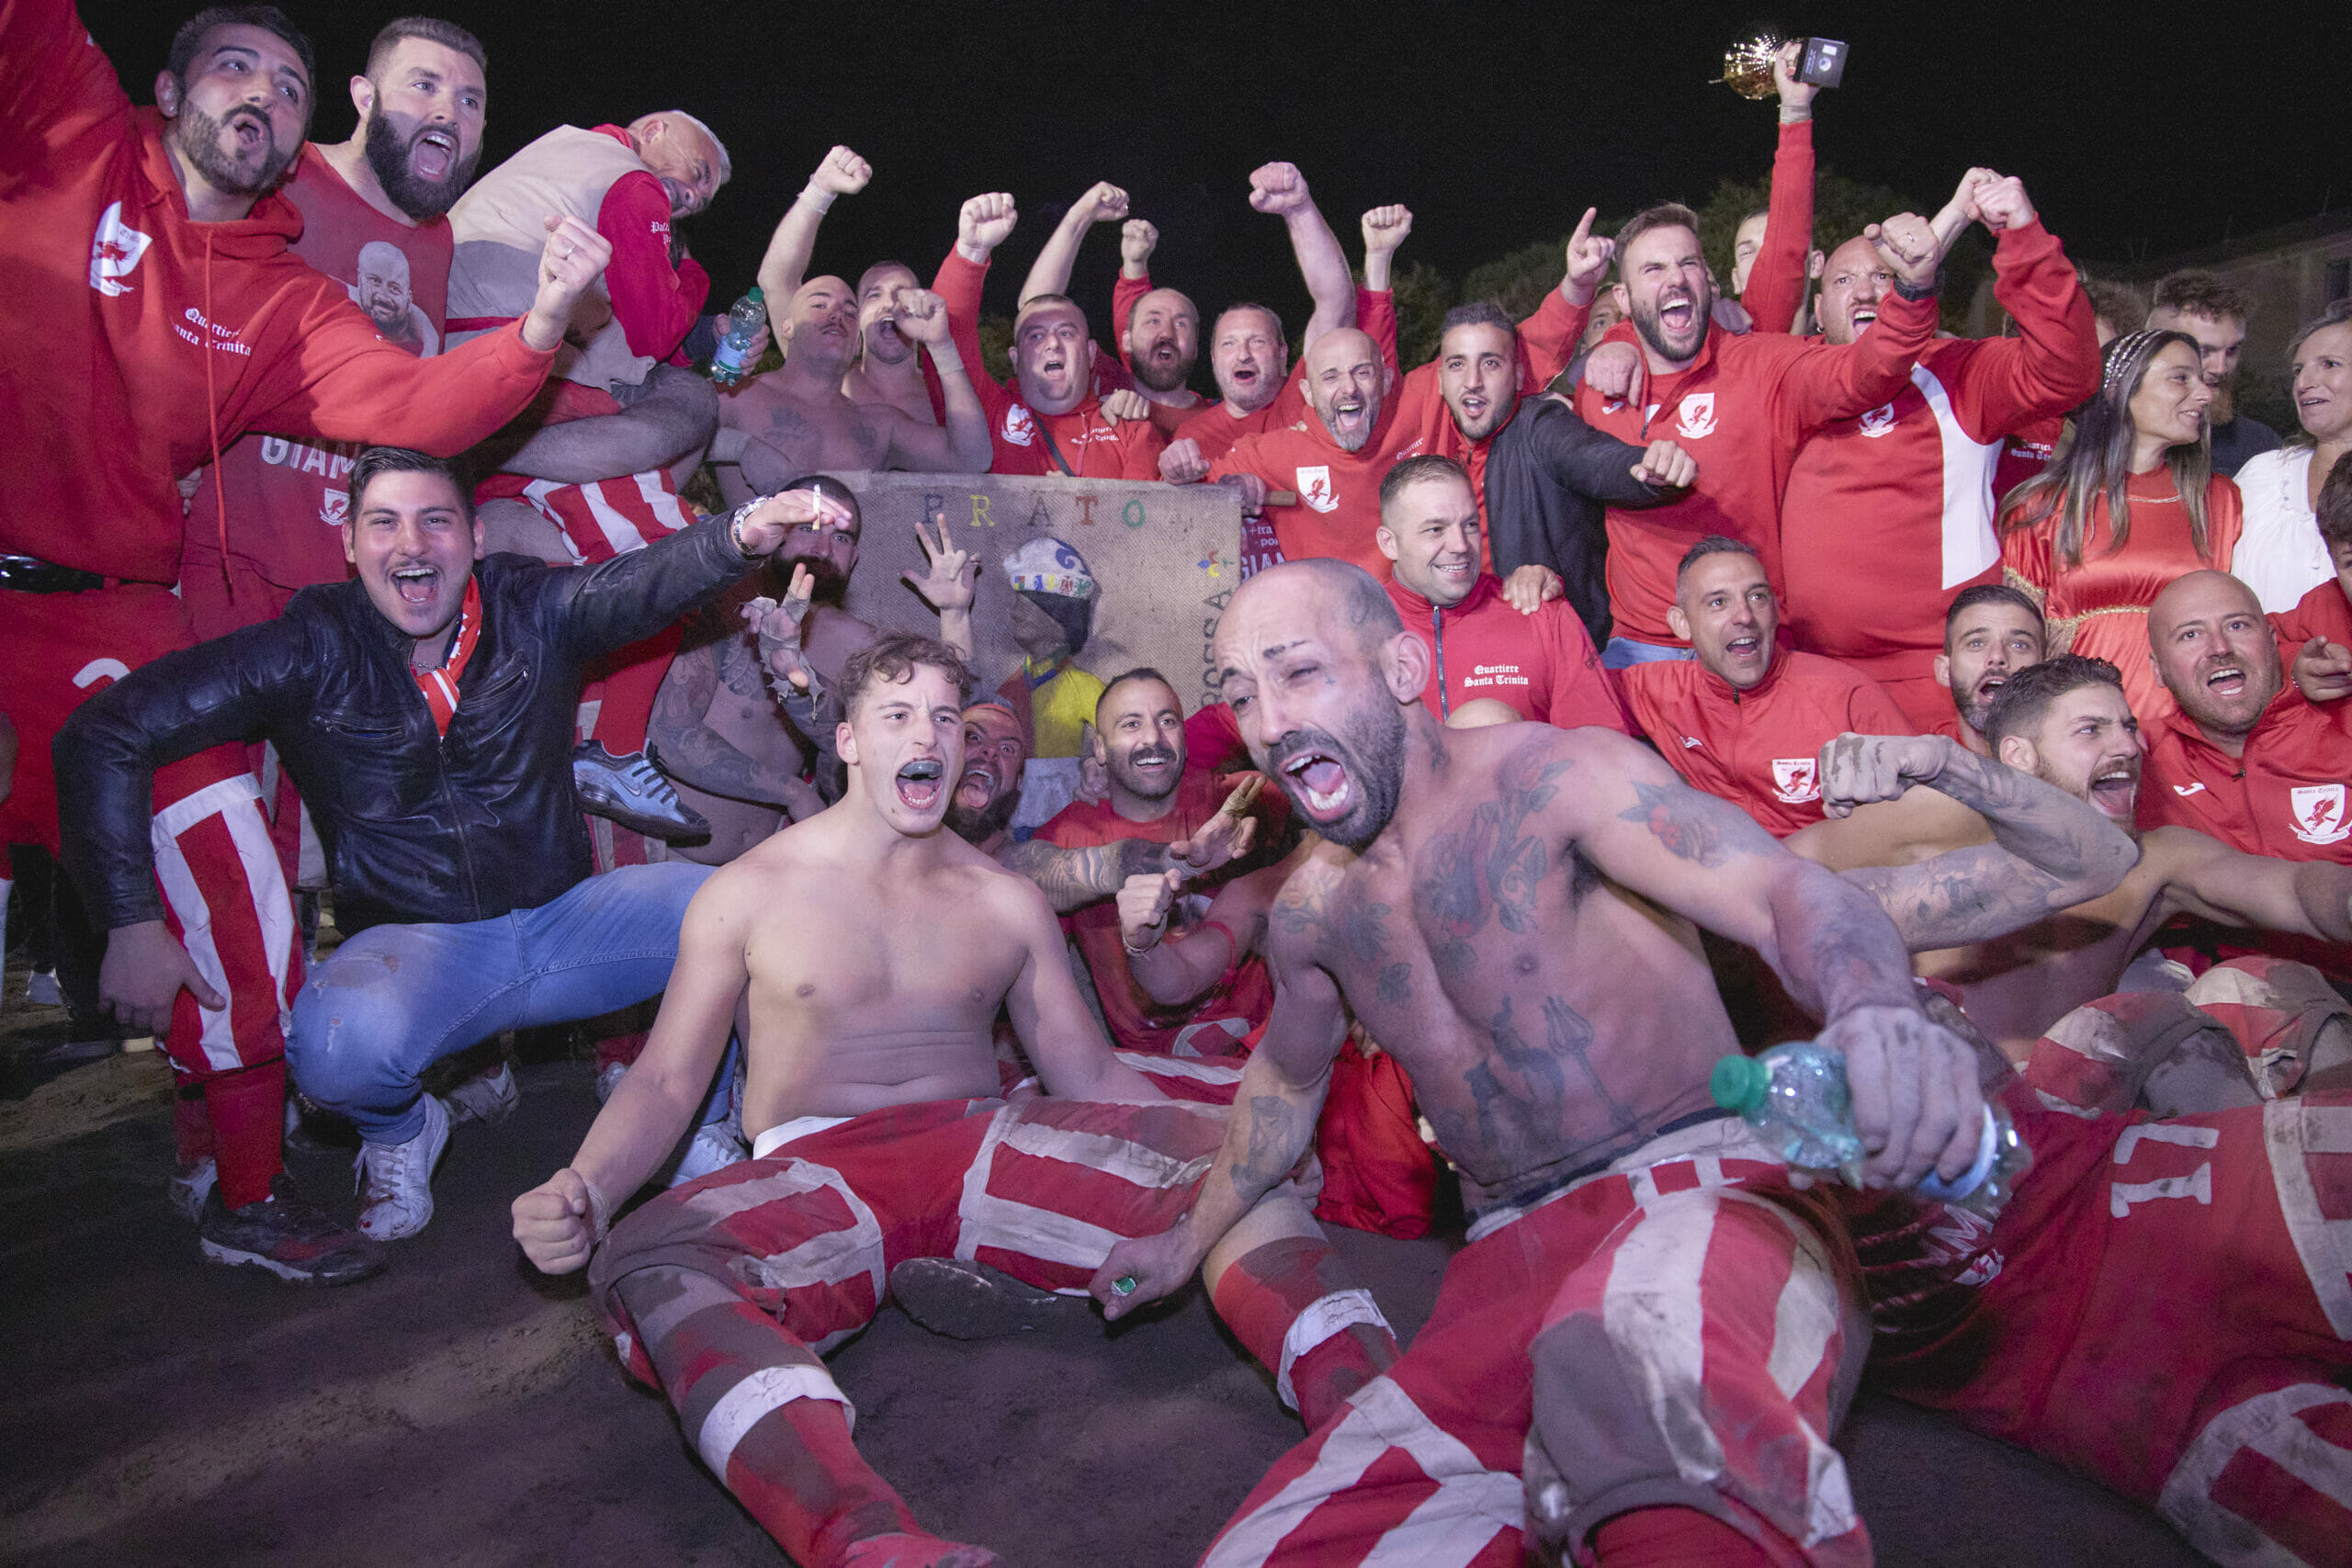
[
  {"x1": 1716, "y1": 31, "x2": 1848, "y2": 98},
  {"x1": 1715, "y1": 31, "x2": 1785, "y2": 98}
]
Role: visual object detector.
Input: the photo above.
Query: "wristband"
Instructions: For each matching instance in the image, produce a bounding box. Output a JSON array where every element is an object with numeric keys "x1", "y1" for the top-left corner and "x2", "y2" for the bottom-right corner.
[
  {"x1": 798, "y1": 185, "x2": 837, "y2": 214},
  {"x1": 1891, "y1": 272, "x2": 1941, "y2": 303},
  {"x1": 728, "y1": 498, "x2": 766, "y2": 558},
  {"x1": 1778, "y1": 105, "x2": 1813, "y2": 124},
  {"x1": 1123, "y1": 919, "x2": 1166, "y2": 957}
]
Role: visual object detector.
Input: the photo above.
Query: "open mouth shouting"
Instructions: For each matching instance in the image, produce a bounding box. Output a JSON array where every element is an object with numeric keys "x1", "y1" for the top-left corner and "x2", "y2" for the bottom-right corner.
[
  {"x1": 1721, "y1": 628, "x2": 1766, "y2": 675},
  {"x1": 896, "y1": 757, "x2": 946, "y2": 813},
  {"x1": 956, "y1": 761, "x2": 997, "y2": 810},
  {"x1": 1325, "y1": 392, "x2": 1373, "y2": 448},
  {"x1": 1277, "y1": 744, "x2": 1355, "y2": 824},
  {"x1": 411, "y1": 126, "x2": 457, "y2": 181},
  {"x1": 2086, "y1": 760, "x2": 2140, "y2": 819},
  {"x1": 1656, "y1": 288, "x2": 1698, "y2": 342},
  {"x1": 389, "y1": 562, "x2": 440, "y2": 609},
  {"x1": 1849, "y1": 303, "x2": 1879, "y2": 335},
  {"x1": 2200, "y1": 658, "x2": 2248, "y2": 700}
]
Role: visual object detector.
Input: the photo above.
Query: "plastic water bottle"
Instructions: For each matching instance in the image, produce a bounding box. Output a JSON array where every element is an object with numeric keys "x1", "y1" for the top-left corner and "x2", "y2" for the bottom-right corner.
[
  {"x1": 1711, "y1": 1043, "x2": 2030, "y2": 1217},
  {"x1": 710, "y1": 286, "x2": 766, "y2": 386}
]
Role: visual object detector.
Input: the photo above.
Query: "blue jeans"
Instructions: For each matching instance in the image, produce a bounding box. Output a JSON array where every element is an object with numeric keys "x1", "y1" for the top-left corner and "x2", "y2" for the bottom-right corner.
[
  {"x1": 1601, "y1": 636, "x2": 1696, "y2": 671},
  {"x1": 289, "y1": 863, "x2": 714, "y2": 1142}
]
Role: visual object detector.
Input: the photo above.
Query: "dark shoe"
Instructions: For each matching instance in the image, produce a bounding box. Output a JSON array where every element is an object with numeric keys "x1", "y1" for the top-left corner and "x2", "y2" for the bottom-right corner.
[
  {"x1": 573, "y1": 741, "x2": 710, "y2": 841},
  {"x1": 198, "y1": 1174, "x2": 386, "y2": 1286},
  {"x1": 889, "y1": 1257, "x2": 1088, "y2": 1339}
]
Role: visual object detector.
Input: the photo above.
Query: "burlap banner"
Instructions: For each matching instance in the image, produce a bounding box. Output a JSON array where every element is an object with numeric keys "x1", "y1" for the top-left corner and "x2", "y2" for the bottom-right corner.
[{"x1": 835, "y1": 471, "x2": 1245, "y2": 713}]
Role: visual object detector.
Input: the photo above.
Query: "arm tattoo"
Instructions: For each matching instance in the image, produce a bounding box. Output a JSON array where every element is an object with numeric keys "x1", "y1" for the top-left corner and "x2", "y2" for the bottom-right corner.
[
  {"x1": 1229, "y1": 1094, "x2": 1303, "y2": 1195},
  {"x1": 997, "y1": 838, "x2": 1162, "y2": 913},
  {"x1": 646, "y1": 648, "x2": 806, "y2": 808},
  {"x1": 1615, "y1": 780, "x2": 1770, "y2": 867},
  {"x1": 1844, "y1": 846, "x2": 2068, "y2": 951}
]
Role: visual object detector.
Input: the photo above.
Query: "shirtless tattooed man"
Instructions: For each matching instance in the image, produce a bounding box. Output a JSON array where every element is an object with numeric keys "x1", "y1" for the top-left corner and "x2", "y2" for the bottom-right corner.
[
  {"x1": 514, "y1": 632, "x2": 1395, "y2": 1568},
  {"x1": 1095, "y1": 558, "x2": 1988, "y2": 1566}
]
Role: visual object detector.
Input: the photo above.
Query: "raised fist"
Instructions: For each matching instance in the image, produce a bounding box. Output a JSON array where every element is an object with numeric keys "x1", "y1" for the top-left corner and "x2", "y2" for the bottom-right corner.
[
  {"x1": 1969, "y1": 174, "x2": 2037, "y2": 234},
  {"x1": 958, "y1": 192, "x2": 1018, "y2": 256},
  {"x1": 1864, "y1": 213, "x2": 1940, "y2": 291},
  {"x1": 810, "y1": 145, "x2": 871, "y2": 197},
  {"x1": 1121, "y1": 219, "x2": 1159, "y2": 267},
  {"x1": 1817, "y1": 733, "x2": 1954, "y2": 818},
  {"x1": 1361, "y1": 204, "x2": 1413, "y2": 257},
  {"x1": 1079, "y1": 181, "x2": 1130, "y2": 224},
  {"x1": 1248, "y1": 162, "x2": 1312, "y2": 219},
  {"x1": 888, "y1": 286, "x2": 952, "y2": 346}
]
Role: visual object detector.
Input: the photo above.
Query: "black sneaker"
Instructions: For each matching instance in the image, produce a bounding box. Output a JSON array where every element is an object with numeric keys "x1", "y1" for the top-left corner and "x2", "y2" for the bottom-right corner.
[
  {"x1": 889, "y1": 1257, "x2": 1089, "y2": 1338},
  {"x1": 573, "y1": 741, "x2": 711, "y2": 841},
  {"x1": 197, "y1": 1174, "x2": 386, "y2": 1286}
]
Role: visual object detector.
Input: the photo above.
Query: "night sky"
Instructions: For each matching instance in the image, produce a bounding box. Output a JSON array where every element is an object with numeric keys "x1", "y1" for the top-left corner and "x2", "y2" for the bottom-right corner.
[{"x1": 89, "y1": 2, "x2": 2352, "y2": 337}]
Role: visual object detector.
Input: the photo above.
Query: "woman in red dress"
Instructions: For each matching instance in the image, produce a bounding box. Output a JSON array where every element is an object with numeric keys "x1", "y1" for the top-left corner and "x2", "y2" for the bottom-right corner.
[{"x1": 2001, "y1": 329, "x2": 2244, "y2": 724}]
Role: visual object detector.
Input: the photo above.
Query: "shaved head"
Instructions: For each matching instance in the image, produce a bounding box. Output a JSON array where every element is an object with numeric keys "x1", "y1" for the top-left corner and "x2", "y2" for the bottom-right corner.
[
  {"x1": 2148, "y1": 569, "x2": 2280, "y2": 738},
  {"x1": 2148, "y1": 568, "x2": 2261, "y2": 637},
  {"x1": 1302, "y1": 329, "x2": 1388, "y2": 453}
]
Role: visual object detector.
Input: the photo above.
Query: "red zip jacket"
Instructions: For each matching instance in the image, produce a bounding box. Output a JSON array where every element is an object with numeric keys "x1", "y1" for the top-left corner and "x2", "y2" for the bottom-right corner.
[
  {"x1": 0, "y1": 0, "x2": 558, "y2": 583},
  {"x1": 1622, "y1": 650, "x2": 1912, "y2": 837},
  {"x1": 1781, "y1": 220, "x2": 2099, "y2": 685},
  {"x1": 931, "y1": 249, "x2": 1163, "y2": 479},
  {"x1": 1571, "y1": 288, "x2": 1939, "y2": 647},
  {"x1": 1209, "y1": 291, "x2": 1589, "y2": 575},
  {"x1": 1740, "y1": 119, "x2": 1817, "y2": 336},
  {"x1": 2138, "y1": 689, "x2": 2352, "y2": 864},
  {"x1": 581, "y1": 124, "x2": 709, "y2": 364},
  {"x1": 1146, "y1": 277, "x2": 1400, "y2": 464},
  {"x1": 1385, "y1": 573, "x2": 1630, "y2": 731}
]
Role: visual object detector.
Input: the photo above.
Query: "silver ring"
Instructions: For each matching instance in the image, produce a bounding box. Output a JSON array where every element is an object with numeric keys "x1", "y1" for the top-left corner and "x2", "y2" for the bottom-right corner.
[{"x1": 560, "y1": 243, "x2": 574, "y2": 259}]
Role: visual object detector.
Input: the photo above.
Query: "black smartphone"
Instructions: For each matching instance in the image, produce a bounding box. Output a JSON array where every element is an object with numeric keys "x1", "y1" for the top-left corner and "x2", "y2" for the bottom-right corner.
[{"x1": 1798, "y1": 37, "x2": 1849, "y2": 89}]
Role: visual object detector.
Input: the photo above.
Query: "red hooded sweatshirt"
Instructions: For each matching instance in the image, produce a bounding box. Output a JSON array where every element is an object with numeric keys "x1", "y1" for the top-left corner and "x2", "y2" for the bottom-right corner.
[
  {"x1": 0, "y1": 0, "x2": 559, "y2": 583},
  {"x1": 1385, "y1": 573, "x2": 1630, "y2": 731},
  {"x1": 1780, "y1": 220, "x2": 2100, "y2": 686},
  {"x1": 1622, "y1": 649, "x2": 1912, "y2": 837},
  {"x1": 1571, "y1": 288, "x2": 1938, "y2": 647}
]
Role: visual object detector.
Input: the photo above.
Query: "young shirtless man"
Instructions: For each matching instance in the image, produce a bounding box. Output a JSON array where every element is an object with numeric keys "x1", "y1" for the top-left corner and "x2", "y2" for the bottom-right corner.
[
  {"x1": 514, "y1": 633, "x2": 1395, "y2": 1568},
  {"x1": 1788, "y1": 655, "x2": 2352, "y2": 1065},
  {"x1": 1096, "y1": 558, "x2": 1987, "y2": 1566}
]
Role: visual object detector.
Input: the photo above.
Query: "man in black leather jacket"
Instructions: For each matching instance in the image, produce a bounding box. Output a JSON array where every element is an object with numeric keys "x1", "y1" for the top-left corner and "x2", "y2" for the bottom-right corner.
[{"x1": 57, "y1": 447, "x2": 831, "y2": 1269}]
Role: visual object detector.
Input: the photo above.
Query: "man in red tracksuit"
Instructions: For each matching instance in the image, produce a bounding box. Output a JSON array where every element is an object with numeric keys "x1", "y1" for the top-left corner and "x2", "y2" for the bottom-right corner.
[
  {"x1": 2140, "y1": 573, "x2": 2352, "y2": 874},
  {"x1": 1033, "y1": 671, "x2": 1286, "y2": 1057},
  {"x1": 932, "y1": 192, "x2": 1165, "y2": 480},
  {"x1": 1206, "y1": 204, "x2": 1600, "y2": 577},
  {"x1": 0, "y1": 0, "x2": 597, "y2": 1280},
  {"x1": 1375, "y1": 456, "x2": 1631, "y2": 731},
  {"x1": 1573, "y1": 201, "x2": 1942, "y2": 666},
  {"x1": 1623, "y1": 538, "x2": 1912, "y2": 838},
  {"x1": 1779, "y1": 172, "x2": 2100, "y2": 730}
]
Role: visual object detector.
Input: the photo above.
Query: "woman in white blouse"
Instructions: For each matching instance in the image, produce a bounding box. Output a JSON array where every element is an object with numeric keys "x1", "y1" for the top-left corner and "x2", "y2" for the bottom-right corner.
[{"x1": 2233, "y1": 299, "x2": 2352, "y2": 609}]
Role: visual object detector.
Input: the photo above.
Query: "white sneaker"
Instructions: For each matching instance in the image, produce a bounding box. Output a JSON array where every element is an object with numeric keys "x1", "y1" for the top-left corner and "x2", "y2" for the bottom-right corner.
[
  {"x1": 355, "y1": 1092, "x2": 451, "y2": 1240},
  {"x1": 667, "y1": 1125, "x2": 745, "y2": 1187},
  {"x1": 441, "y1": 1061, "x2": 519, "y2": 1126},
  {"x1": 168, "y1": 1156, "x2": 218, "y2": 1223}
]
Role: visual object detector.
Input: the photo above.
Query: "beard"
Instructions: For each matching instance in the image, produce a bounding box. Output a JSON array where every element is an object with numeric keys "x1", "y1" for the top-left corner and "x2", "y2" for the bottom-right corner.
[
  {"x1": 173, "y1": 102, "x2": 297, "y2": 197},
  {"x1": 1265, "y1": 692, "x2": 1407, "y2": 852},
  {"x1": 1952, "y1": 679, "x2": 1997, "y2": 737},
  {"x1": 1130, "y1": 340, "x2": 1194, "y2": 395},
  {"x1": 945, "y1": 783, "x2": 1021, "y2": 845},
  {"x1": 774, "y1": 554, "x2": 850, "y2": 604},
  {"x1": 363, "y1": 110, "x2": 480, "y2": 222},
  {"x1": 1109, "y1": 744, "x2": 1181, "y2": 803},
  {"x1": 1629, "y1": 280, "x2": 1714, "y2": 365}
]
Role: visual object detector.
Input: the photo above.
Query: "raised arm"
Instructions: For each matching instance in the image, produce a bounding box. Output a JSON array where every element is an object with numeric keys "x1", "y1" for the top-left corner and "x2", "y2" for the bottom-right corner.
[
  {"x1": 1949, "y1": 175, "x2": 2103, "y2": 434},
  {"x1": 1091, "y1": 851, "x2": 1351, "y2": 1315},
  {"x1": 511, "y1": 870, "x2": 752, "y2": 1273},
  {"x1": 1117, "y1": 851, "x2": 1291, "y2": 1006},
  {"x1": 1562, "y1": 726, "x2": 1984, "y2": 1186},
  {"x1": 876, "y1": 288, "x2": 991, "y2": 471},
  {"x1": 1777, "y1": 214, "x2": 1942, "y2": 430},
  {"x1": 1019, "y1": 181, "x2": 1128, "y2": 308},
  {"x1": 997, "y1": 774, "x2": 1265, "y2": 910},
  {"x1": 1250, "y1": 162, "x2": 1354, "y2": 351},
  {"x1": 1358, "y1": 204, "x2": 1412, "y2": 372},
  {"x1": 935, "y1": 193, "x2": 1018, "y2": 399},
  {"x1": 997, "y1": 877, "x2": 1165, "y2": 1103},
  {"x1": 755, "y1": 145, "x2": 871, "y2": 331},
  {"x1": 2160, "y1": 831, "x2": 2352, "y2": 944},
  {"x1": 1794, "y1": 733, "x2": 2140, "y2": 949},
  {"x1": 1740, "y1": 40, "x2": 1820, "y2": 335}
]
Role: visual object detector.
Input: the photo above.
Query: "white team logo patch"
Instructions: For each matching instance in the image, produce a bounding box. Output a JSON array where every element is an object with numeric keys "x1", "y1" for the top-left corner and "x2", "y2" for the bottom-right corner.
[
  {"x1": 74, "y1": 658, "x2": 131, "y2": 690},
  {"x1": 1001, "y1": 403, "x2": 1036, "y2": 447},
  {"x1": 1295, "y1": 466, "x2": 1338, "y2": 513},
  {"x1": 89, "y1": 201, "x2": 153, "y2": 297},
  {"x1": 1858, "y1": 401, "x2": 1899, "y2": 438},
  {"x1": 1771, "y1": 757, "x2": 1820, "y2": 804},
  {"x1": 318, "y1": 491, "x2": 349, "y2": 526},
  {"x1": 2290, "y1": 784, "x2": 2350, "y2": 846},
  {"x1": 1675, "y1": 392, "x2": 1716, "y2": 440}
]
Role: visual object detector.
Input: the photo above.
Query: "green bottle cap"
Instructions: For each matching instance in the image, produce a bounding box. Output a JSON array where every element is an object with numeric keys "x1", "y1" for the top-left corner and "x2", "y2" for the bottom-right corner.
[
  {"x1": 745, "y1": 285, "x2": 764, "y2": 304},
  {"x1": 1710, "y1": 1054, "x2": 1768, "y2": 1116}
]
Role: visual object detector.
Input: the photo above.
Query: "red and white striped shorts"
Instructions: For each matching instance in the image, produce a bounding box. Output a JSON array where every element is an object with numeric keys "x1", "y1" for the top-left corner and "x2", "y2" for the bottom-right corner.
[
  {"x1": 1202, "y1": 1116, "x2": 1871, "y2": 1567},
  {"x1": 590, "y1": 1087, "x2": 1305, "y2": 1375}
]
